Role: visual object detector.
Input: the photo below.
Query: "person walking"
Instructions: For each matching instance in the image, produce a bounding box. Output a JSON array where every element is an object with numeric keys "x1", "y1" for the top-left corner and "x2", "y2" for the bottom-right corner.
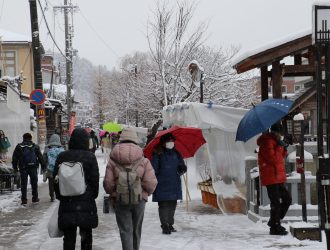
[
  {"x1": 101, "y1": 132, "x2": 112, "y2": 163},
  {"x1": 12, "y1": 133, "x2": 45, "y2": 205},
  {"x1": 43, "y1": 134, "x2": 64, "y2": 202},
  {"x1": 89, "y1": 130, "x2": 99, "y2": 154},
  {"x1": 151, "y1": 133, "x2": 187, "y2": 234},
  {"x1": 103, "y1": 127, "x2": 157, "y2": 250},
  {"x1": 0, "y1": 130, "x2": 11, "y2": 162},
  {"x1": 257, "y1": 122, "x2": 292, "y2": 236},
  {"x1": 53, "y1": 128, "x2": 99, "y2": 250}
]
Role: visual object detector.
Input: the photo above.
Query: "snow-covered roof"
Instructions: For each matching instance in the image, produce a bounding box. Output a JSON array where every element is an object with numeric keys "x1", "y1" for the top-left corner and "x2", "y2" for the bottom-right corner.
[
  {"x1": 0, "y1": 29, "x2": 31, "y2": 43},
  {"x1": 232, "y1": 29, "x2": 312, "y2": 68}
]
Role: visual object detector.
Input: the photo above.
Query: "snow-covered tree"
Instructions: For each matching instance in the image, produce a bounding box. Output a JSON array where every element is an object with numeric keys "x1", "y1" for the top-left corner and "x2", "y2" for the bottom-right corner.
[{"x1": 147, "y1": 0, "x2": 207, "y2": 106}]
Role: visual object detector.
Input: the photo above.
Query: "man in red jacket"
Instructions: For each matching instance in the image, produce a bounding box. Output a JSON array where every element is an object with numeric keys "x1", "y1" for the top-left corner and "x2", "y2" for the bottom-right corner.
[{"x1": 257, "y1": 122, "x2": 292, "y2": 236}]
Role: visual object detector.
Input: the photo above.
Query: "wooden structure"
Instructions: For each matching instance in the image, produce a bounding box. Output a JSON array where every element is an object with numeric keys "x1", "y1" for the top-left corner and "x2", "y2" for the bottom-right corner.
[{"x1": 234, "y1": 31, "x2": 314, "y2": 101}]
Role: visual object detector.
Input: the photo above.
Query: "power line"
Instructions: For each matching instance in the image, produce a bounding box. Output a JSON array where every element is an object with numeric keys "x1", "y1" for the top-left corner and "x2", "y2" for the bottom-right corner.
[
  {"x1": 78, "y1": 9, "x2": 120, "y2": 58},
  {"x1": 37, "y1": 0, "x2": 71, "y2": 62},
  {"x1": 0, "y1": 0, "x2": 4, "y2": 25}
]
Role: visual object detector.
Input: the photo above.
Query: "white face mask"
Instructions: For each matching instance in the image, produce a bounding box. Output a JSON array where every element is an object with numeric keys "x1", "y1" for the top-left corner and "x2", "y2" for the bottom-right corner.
[
  {"x1": 280, "y1": 136, "x2": 284, "y2": 141},
  {"x1": 165, "y1": 141, "x2": 175, "y2": 149}
]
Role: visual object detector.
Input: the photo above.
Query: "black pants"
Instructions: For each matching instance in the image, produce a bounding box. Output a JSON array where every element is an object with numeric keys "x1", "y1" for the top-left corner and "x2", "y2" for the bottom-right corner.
[
  {"x1": 46, "y1": 171, "x2": 55, "y2": 199},
  {"x1": 62, "y1": 226, "x2": 92, "y2": 250},
  {"x1": 158, "y1": 200, "x2": 177, "y2": 227},
  {"x1": 20, "y1": 167, "x2": 38, "y2": 200},
  {"x1": 266, "y1": 183, "x2": 292, "y2": 228}
]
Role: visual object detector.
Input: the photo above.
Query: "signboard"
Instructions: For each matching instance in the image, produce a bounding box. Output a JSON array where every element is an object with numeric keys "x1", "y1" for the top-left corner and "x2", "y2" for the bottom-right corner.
[
  {"x1": 69, "y1": 112, "x2": 76, "y2": 135},
  {"x1": 30, "y1": 89, "x2": 46, "y2": 105},
  {"x1": 37, "y1": 107, "x2": 46, "y2": 119}
]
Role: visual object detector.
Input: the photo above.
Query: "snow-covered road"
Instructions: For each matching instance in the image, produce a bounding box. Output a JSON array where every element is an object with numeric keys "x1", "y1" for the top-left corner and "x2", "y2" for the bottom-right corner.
[{"x1": 0, "y1": 150, "x2": 327, "y2": 250}]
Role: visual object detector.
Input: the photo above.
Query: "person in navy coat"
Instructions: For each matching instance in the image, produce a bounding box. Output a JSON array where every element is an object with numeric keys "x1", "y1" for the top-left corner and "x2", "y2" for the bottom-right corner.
[{"x1": 151, "y1": 133, "x2": 187, "y2": 234}]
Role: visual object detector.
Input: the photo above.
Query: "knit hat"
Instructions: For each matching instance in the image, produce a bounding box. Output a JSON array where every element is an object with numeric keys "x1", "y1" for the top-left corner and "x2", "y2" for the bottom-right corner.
[
  {"x1": 159, "y1": 133, "x2": 176, "y2": 144},
  {"x1": 47, "y1": 134, "x2": 62, "y2": 147},
  {"x1": 270, "y1": 122, "x2": 283, "y2": 134},
  {"x1": 119, "y1": 127, "x2": 140, "y2": 144}
]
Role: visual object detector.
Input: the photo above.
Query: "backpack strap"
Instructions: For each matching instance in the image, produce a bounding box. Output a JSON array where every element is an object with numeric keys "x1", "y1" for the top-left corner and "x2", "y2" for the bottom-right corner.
[{"x1": 131, "y1": 157, "x2": 144, "y2": 171}]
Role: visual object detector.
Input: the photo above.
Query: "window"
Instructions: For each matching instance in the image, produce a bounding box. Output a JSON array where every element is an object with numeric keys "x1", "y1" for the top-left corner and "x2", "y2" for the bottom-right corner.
[
  {"x1": 281, "y1": 85, "x2": 287, "y2": 93},
  {"x1": 0, "y1": 51, "x2": 16, "y2": 77},
  {"x1": 294, "y1": 85, "x2": 301, "y2": 92}
]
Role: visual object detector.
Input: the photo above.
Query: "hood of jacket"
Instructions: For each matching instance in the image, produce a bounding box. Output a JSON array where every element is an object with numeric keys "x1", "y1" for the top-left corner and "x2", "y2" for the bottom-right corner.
[
  {"x1": 110, "y1": 142, "x2": 143, "y2": 165},
  {"x1": 47, "y1": 134, "x2": 62, "y2": 147},
  {"x1": 257, "y1": 132, "x2": 277, "y2": 146},
  {"x1": 69, "y1": 128, "x2": 90, "y2": 150}
]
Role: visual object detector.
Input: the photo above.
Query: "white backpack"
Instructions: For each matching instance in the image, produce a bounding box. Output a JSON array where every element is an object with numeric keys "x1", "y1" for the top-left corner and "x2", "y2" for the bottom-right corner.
[{"x1": 58, "y1": 162, "x2": 86, "y2": 196}]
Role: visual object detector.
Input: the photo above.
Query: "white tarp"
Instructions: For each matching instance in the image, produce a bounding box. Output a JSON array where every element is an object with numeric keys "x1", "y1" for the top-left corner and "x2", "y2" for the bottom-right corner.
[
  {"x1": 0, "y1": 86, "x2": 34, "y2": 162},
  {"x1": 162, "y1": 102, "x2": 257, "y2": 199}
]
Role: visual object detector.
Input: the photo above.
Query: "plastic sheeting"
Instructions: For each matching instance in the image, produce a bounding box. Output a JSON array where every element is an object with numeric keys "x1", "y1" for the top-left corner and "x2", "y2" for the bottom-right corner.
[
  {"x1": 163, "y1": 102, "x2": 257, "y2": 199},
  {"x1": 0, "y1": 86, "x2": 34, "y2": 161}
]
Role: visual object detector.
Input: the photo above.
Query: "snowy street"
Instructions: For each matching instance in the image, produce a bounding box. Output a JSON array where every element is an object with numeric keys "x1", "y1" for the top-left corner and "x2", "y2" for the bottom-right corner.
[{"x1": 0, "y1": 150, "x2": 326, "y2": 250}]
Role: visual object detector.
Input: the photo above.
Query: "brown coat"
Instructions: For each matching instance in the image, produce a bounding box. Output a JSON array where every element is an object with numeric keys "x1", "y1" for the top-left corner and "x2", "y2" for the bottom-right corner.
[{"x1": 103, "y1": 142, "x2": 157, "y2": 200}]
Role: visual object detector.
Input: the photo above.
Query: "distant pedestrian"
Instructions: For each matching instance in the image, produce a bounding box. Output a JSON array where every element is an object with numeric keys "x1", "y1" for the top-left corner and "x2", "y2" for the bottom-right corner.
[
  {"x1": 0, "y1": 130, "x2": 11, "y2": 162},
  {"x1": 101, "y1": 132, "x2": 112, "y2": 163},
  {"x1": 104, "y1": 127, "x2": 157, "y2": 250},
  {"x1": 111, "y1": 131, "x2": 121, "y2": 148},
  {"x1": 12, "y1": 133, "x2": 45, "y2": 205},
  {"x1": 53, "y1": 128, "x2": 99, "y2": 250},
  {"x1": 43, "y1": 134, "x2": 64, "y2": 202},
  {"x1": 89, "y1": 130, "x2": 99, "y2": 153},
  {"x1": 151, "y1": 133, "x2": 187, "y2": 234},
  {"x1": 257, "y1": 122, "x2": 292, "y2": 236}
]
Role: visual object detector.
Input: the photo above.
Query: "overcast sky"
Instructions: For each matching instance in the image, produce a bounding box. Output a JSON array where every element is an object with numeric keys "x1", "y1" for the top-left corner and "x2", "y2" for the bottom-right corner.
[{"x1": 0, "y1": 0, "x2": 316, "y2": 69}]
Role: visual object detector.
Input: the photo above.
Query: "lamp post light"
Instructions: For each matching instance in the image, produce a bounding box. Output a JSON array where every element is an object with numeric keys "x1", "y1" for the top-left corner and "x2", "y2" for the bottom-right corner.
[
  {"x1": 188, "y1": 60, "x2": 205, "y2": 103},
  {"x1": 313, "y1": 4, "x2": 330, "y2": 248}
]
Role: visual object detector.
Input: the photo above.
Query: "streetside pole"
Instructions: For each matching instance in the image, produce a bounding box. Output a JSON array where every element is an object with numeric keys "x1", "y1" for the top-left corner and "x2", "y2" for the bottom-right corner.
[
  {"x1": 28, "y1": 0, "x2": 47, "y2": 146},
  {"x1": 64, "y1": 0, "x2": 72, "y2": 130}
]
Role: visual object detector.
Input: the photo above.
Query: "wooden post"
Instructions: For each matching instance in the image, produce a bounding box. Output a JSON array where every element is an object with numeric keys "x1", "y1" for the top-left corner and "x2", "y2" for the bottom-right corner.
[
  {"x1": 272, "y1": 60, "x2": 283, "y2": 99},
  {"x1": 297, "y1": 120, "x2": 307, "y2": 222},
  {"x1": 260, "y1": 66, "x2": 269, "y2": 101}
]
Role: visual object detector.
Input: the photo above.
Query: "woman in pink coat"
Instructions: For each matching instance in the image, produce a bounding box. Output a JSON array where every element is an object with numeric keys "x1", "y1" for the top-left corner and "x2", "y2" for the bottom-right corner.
[{"x1": 103, "y1": 127, "x2": 157, "y2": 250}]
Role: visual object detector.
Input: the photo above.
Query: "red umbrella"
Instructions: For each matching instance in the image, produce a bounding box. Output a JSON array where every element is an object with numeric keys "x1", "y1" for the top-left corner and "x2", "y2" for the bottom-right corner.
[{"x1": 144, "y1": 126, "x2": 206, "y2": 160}]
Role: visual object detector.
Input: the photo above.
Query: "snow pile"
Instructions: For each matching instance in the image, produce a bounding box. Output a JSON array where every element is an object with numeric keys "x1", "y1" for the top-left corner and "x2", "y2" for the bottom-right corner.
[
  {"x1": 0, "y1": 191, "x2": 21, "y2": 213},
  {"x1": 43, "y1": 83, "x2": 74, "y2": 101}
]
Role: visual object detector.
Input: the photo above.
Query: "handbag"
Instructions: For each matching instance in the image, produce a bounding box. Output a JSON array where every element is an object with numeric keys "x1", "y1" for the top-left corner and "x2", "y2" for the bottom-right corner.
[
  {"x1": 47, "y1": 203, "x2": 64, "y2": 238},
  {"x1": 0, "y1": 137, "x2": 11, "y2": 150}
]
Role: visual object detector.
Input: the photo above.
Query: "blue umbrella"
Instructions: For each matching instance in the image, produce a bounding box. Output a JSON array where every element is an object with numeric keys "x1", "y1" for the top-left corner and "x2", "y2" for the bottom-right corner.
[{"x1": 236, "y1": 98, "x2": 293, "y2": 142}]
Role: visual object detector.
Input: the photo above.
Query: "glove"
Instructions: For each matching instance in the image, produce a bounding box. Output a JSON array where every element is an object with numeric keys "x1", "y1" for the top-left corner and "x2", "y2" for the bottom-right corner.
[{"x1": 278, "y1": 140, "x2": 289, "y2": 150}]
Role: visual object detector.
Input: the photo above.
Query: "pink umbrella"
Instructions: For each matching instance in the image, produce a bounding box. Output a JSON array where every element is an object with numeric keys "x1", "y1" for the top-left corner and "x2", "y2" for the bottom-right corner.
[{"x1": 99, "y1": 130, "x2": 106, "y2": 137}]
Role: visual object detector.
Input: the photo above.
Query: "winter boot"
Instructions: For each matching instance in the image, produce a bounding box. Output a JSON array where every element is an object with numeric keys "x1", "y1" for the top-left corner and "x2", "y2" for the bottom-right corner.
[
  {"x1": 21, "y1": 198, "x2": 27, "y2": 206},
  {"x1": 169, "y1": 225, "x2": 177, "y2": 232},
  {"x1": 161, "y1": 224, "x2": 171, "y2": 234},
  {"x1": 269, "y1": 226, "x2": 288, "y2": 236},
  {"x1": 32, "y1": 197, "x2": 40, "y2": 203}
]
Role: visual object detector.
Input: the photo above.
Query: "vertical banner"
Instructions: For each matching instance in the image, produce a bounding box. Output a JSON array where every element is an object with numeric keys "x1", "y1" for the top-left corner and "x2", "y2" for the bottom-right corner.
[{"x1": 69, "y1": 111, "x2": 76, "y2": 135}]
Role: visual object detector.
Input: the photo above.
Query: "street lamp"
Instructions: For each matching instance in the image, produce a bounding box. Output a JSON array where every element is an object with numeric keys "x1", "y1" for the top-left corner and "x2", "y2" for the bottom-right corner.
[
  {"x1": 188, "y1": 60, "x2": 205, "y2": 103},
  {"x1": 313, "y1": 5, "x2": 330, "y2": 247},
  {"x1": 293, "y1": 113, "x2": 307, "y2": 222}
]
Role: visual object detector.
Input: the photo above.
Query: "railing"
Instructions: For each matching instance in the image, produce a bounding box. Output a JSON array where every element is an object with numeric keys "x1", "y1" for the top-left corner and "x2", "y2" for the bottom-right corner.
[
  {"x1": 246, "y1": 158, "x2": 318, "y2": 222},
  {"x1": 0, "y1": 174, "x2": 20, "y2": 193}
]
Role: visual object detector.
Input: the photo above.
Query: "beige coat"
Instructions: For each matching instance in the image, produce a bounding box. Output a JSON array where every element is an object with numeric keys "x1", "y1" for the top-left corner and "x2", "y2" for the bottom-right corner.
[{"x1": 103, "y1": 142, "x2": 157, "y2": 201}]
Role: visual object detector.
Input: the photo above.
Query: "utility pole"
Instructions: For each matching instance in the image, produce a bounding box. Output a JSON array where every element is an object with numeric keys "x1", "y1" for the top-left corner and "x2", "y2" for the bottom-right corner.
[
  {"x1": 54, "y1": 1, "x2": 78, "y2": 129},
  {"x1": 29, "y1": 0, "x2": 46, "y2": 146}
]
